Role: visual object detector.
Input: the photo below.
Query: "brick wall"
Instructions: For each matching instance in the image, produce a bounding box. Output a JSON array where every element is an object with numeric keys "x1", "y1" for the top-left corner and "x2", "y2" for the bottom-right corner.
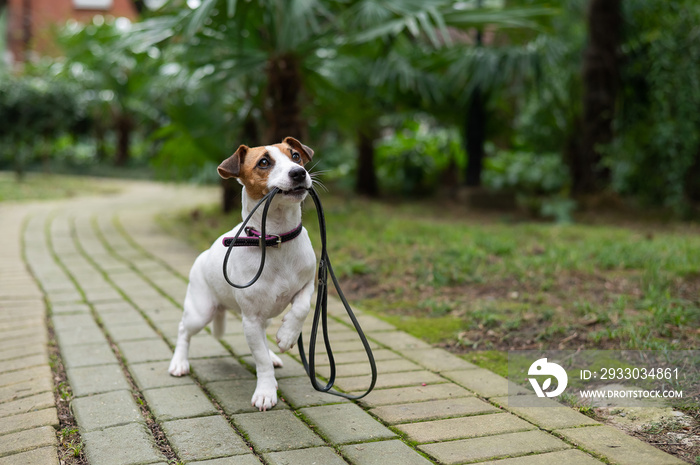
[{"x1": 5, "y1": 0, "x2": 138, "y2": 62}]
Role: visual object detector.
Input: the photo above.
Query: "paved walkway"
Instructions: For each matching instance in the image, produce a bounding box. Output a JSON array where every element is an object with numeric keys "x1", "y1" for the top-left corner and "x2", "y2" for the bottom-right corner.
[{"x1": 0, "y1": 180, "x2": 686, "y2": 464}]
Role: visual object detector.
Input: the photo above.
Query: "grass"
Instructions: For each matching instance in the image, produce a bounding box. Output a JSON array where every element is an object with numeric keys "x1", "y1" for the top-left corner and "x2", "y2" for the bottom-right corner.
[
  {"x1": 160, "y1": 191, "x2": 700, "y2": 356},
  {"x1": 0, "y1": 171, "x2": 121, "y2": 202}
]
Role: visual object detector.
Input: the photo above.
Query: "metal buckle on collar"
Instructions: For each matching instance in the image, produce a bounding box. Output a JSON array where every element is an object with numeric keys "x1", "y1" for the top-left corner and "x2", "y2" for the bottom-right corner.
[{"x1": 264, "y1": 234, "x2": 282, "y2": 249}]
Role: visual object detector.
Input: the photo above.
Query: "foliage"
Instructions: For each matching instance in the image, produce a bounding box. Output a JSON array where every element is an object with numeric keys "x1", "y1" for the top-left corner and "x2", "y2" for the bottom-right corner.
[
  {"x1": 125, "y1": 0, "x2": 556, "y2": 187},
  {"x1": 0, "y1": 75, "x2": 87, "y2": 177},
  {"x1": 53, "y1": 16, "x2": 169, "y2": 166},
  {"x1": 375, "y1": 118, "x2": 464, "y2": 196},
  {"x1": 483, "y1": 149, "x2": 575, "y2": 222},
  {"x1": 604, "y1": 0, "x2": 700, "y2": 213}
]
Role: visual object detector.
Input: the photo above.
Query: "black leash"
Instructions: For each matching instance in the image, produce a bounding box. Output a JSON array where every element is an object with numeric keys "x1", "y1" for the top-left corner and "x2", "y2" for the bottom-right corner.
[{"x1": 222, "y1": 187, "x2": 377, "y2": 399}]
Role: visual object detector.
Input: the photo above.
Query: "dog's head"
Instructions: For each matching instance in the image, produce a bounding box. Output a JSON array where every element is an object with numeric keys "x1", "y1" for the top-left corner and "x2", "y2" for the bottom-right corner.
[{"x1": 218, "y1": 136, "x2": 314, "y2": 202}]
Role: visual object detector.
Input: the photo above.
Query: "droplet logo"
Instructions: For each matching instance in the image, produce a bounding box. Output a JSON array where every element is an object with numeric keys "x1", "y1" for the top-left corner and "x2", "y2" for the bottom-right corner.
[{"x1": 528, "y1": 358, "x2": 568, "y2": 398}]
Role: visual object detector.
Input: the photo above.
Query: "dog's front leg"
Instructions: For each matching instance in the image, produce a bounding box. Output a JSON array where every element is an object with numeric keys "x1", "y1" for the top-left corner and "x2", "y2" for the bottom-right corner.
[
  {"x1": 277, "y1": 280, "x2": 315, "y2": 353},
  {"x1": 242, "y1": 314, "x2": 278, "y2": 411}
]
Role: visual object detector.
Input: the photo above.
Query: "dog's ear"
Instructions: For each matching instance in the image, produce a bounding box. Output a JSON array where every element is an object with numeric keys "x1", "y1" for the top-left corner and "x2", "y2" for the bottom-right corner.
[
  {"x1": 283, "y1": 136, "x2": 314, "y2": 164},
  {"x1": 218, "y1": 145, "x2": 248, "y2": 179}
]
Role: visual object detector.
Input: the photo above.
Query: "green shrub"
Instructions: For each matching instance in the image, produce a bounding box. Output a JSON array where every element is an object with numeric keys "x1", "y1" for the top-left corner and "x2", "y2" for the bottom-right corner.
[
  {"x1": 375, "y1": 119, "x2": 465, "y2": 196},
  {"x1": 483, "y1": 149, "x2": 575, "y2": 222}
]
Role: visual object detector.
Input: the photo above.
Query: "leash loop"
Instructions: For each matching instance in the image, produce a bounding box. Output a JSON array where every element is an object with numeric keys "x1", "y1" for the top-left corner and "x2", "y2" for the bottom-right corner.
[
  {"x1": 221, "y1": 186, "x2": 377, "y2": 399},
  {"x1": 222, "y1": 187, "x2": 279, "y2": 289}
]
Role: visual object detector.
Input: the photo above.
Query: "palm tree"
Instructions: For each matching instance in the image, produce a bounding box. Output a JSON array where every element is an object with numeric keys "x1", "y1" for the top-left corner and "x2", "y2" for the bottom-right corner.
[
  {"x1": 132, "y1": 0, "x2": 555, "y2": 198},
  {"x1": 573, "y1": 0, "x2": 621, "y2": 194},
  {"x1": 338, "y1": 0, "x2": 556, "y2": 191}
]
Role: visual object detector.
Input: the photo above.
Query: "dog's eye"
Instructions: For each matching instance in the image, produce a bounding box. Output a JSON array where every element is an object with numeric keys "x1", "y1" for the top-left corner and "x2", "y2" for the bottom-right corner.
[
  {"x1": 291, "y1": 152, "x2": 301, "y2": 163},
  {"x1": 257, "y1": 158, "x2": 270, "y2": 168}
]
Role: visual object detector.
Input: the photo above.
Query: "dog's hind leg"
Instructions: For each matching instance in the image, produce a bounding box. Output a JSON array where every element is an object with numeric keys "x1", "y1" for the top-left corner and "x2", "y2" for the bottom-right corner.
[
  {"x1": 169, "y1": 287, "x2": 216, "y2": 377},
  {"x1": 212, "y1": 308, "x2": 226, "y2": 339}
]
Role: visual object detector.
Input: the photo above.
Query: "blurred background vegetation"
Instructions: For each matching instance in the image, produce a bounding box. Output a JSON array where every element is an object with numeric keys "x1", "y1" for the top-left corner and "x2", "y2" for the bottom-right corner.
[
  {"x1": 1, "y1": 0, "x2": 699, "y2": 220},
  {"x1": 2, "y1": 3, "x2": 699, "y2": 445}
]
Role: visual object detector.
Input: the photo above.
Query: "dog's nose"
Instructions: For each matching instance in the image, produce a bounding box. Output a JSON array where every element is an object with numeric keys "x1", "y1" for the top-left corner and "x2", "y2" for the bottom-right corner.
[{"x1": 289, "y1": 167, "x2": 307, "y2": 183}]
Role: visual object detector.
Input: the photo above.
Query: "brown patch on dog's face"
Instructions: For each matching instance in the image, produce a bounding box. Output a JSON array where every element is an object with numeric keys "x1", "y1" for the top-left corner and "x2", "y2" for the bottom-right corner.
[
  {"x1": 282, "y1": 137, "x2": 314, "y2": 164},
  {"x1": 236, "y1": 146, "x2": 275, "y2": 200}
]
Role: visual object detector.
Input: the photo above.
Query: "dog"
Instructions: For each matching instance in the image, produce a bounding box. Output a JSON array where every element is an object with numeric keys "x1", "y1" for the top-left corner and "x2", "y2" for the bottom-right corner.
[{"x1": 168, "y1": 136, "x2": 317, "y2": 411}]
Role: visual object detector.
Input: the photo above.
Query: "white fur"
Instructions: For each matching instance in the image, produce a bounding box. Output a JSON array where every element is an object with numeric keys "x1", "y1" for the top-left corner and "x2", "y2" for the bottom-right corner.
[{"x1": 169, "y1": 147, "x2": 316, "y2": 411}]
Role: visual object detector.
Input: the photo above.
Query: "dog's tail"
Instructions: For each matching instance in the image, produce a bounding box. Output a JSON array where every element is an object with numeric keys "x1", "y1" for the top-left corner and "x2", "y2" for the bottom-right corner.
[{"x1": 212, "y1": 309, "x2": 226, "y2": 339}]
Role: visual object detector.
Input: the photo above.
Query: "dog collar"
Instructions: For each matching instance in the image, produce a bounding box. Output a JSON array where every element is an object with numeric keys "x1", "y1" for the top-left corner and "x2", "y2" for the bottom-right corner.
[{"x1": 222, "y1": 223, "x2": 303, "y2": 249}]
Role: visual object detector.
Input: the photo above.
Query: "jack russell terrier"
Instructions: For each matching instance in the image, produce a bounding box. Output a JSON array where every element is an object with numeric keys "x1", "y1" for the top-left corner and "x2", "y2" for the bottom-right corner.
[{"x1": 168, "y1": 137, "x2": 316, "y2": 411}]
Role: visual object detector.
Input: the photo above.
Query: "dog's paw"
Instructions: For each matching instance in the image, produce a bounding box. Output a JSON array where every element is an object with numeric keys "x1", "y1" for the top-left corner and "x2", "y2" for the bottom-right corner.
[
  {"x1": 251, "y1": 385, "x2": 278, "y2": 411},
  {"x1": 168, "y1": 357, "x2": 190, "y2": 377},
  {"x1": 269, "y1": 350, "x2": 284, "y2": 368},
  {"x1": 276, "y1": 325, "x2": 300, "y2": 353}
]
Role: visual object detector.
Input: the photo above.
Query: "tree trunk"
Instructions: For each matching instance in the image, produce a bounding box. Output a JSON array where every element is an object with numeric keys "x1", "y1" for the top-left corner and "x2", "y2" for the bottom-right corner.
[
  {"x1": 573, "y1": 0, "x2": 622, "y2": 195},
  {"x1": 114, "y1": 114, "x2": 133, "y2": 167},
  {"x1": 355, "y1": 128, "x2": 378, "y2": 197},
  {"x1": 265, "y1": 54, "x2": 305, "y2": 142},
  {"x1": 222, "y1": 117, "x2": 259, "y2": 213},
  {"x1": 95, "y1": 122, "x2": 108, "y2": 161},
  {"x1": 464, "y1": 86, "x2": 486, "y2": 187}
]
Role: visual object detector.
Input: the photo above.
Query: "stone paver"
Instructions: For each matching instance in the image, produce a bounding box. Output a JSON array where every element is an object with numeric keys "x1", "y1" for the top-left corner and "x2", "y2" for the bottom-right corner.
[
  {"x1": 2, "y1": 181, "x2": 685, "y2": 465},
  {"x1": 233, "y1": 410, "x2": 324, "y2": 452},
  {"x1": 442, "y1": 368, "x2": 528, "y2": 398},
  {"x1": 278, "y1": 376, "x2": 351, "y2": 408},
  {"x1": 478, "y1": 449, "x2": 605, "y2": 465},
  {"x1": 0, "y1": 392, "x2": 55, "y2": 418},
  {"x1": 341, "y1": 440, "x2": 434, "y2": 465},
  {"x1": 264, "y1": 447, "x2": 347, "y2": 465},
  {"x1": 130, "y1": 361, "x2": 197, "y2": 390},
  {"x1": 143, "y1": 385, "x2": 218, "y2": 421},
  {"x1": 0, "y1": 446, "x2": 59, "y2": 465},
  {"x1": 491, "y1": 395, "x2": 601, "y2": 430},
  {"x1": 71, "y1": 390, "x2": 143, "y2": 432},
  {"x1": 419, "y1": 430, "x2": 570, "y2": 464},
  {"x1": 66, "y1": 363, "x2": 131, "y2": 397},
  {"x1": 60, "y1": 342, "x2": 119, "y2": 368},
  {"x1": 207, "y1": 379, "x2": 291, "y2": 415},
  {"x1": 0, "y1": 425, "x2": 57, "y2": 458},
  {"x1": 299, "y1": 403, "x2": 396, "y2": 444},
  {"x1": 0, "y1": 408, "x2": 58, "y2": 436},
  {"x1": 82, "y1": 423, "x2": 166, "y2": 465},
  {"x1": 397, "y1": 412, "x2": 535, "y2": 443},
  {"x1": 358, "y1": 382, "x2": 473, "y2": 408},
  {"x1": 370, "y1": 397, "x2": 500, "y2": 424},
  {"x1": 161, "y1": 415, "x2": 251, "y2": 461},
  {"x1": 555, "y1": 425, "x2": 687, "y2": 465}
]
